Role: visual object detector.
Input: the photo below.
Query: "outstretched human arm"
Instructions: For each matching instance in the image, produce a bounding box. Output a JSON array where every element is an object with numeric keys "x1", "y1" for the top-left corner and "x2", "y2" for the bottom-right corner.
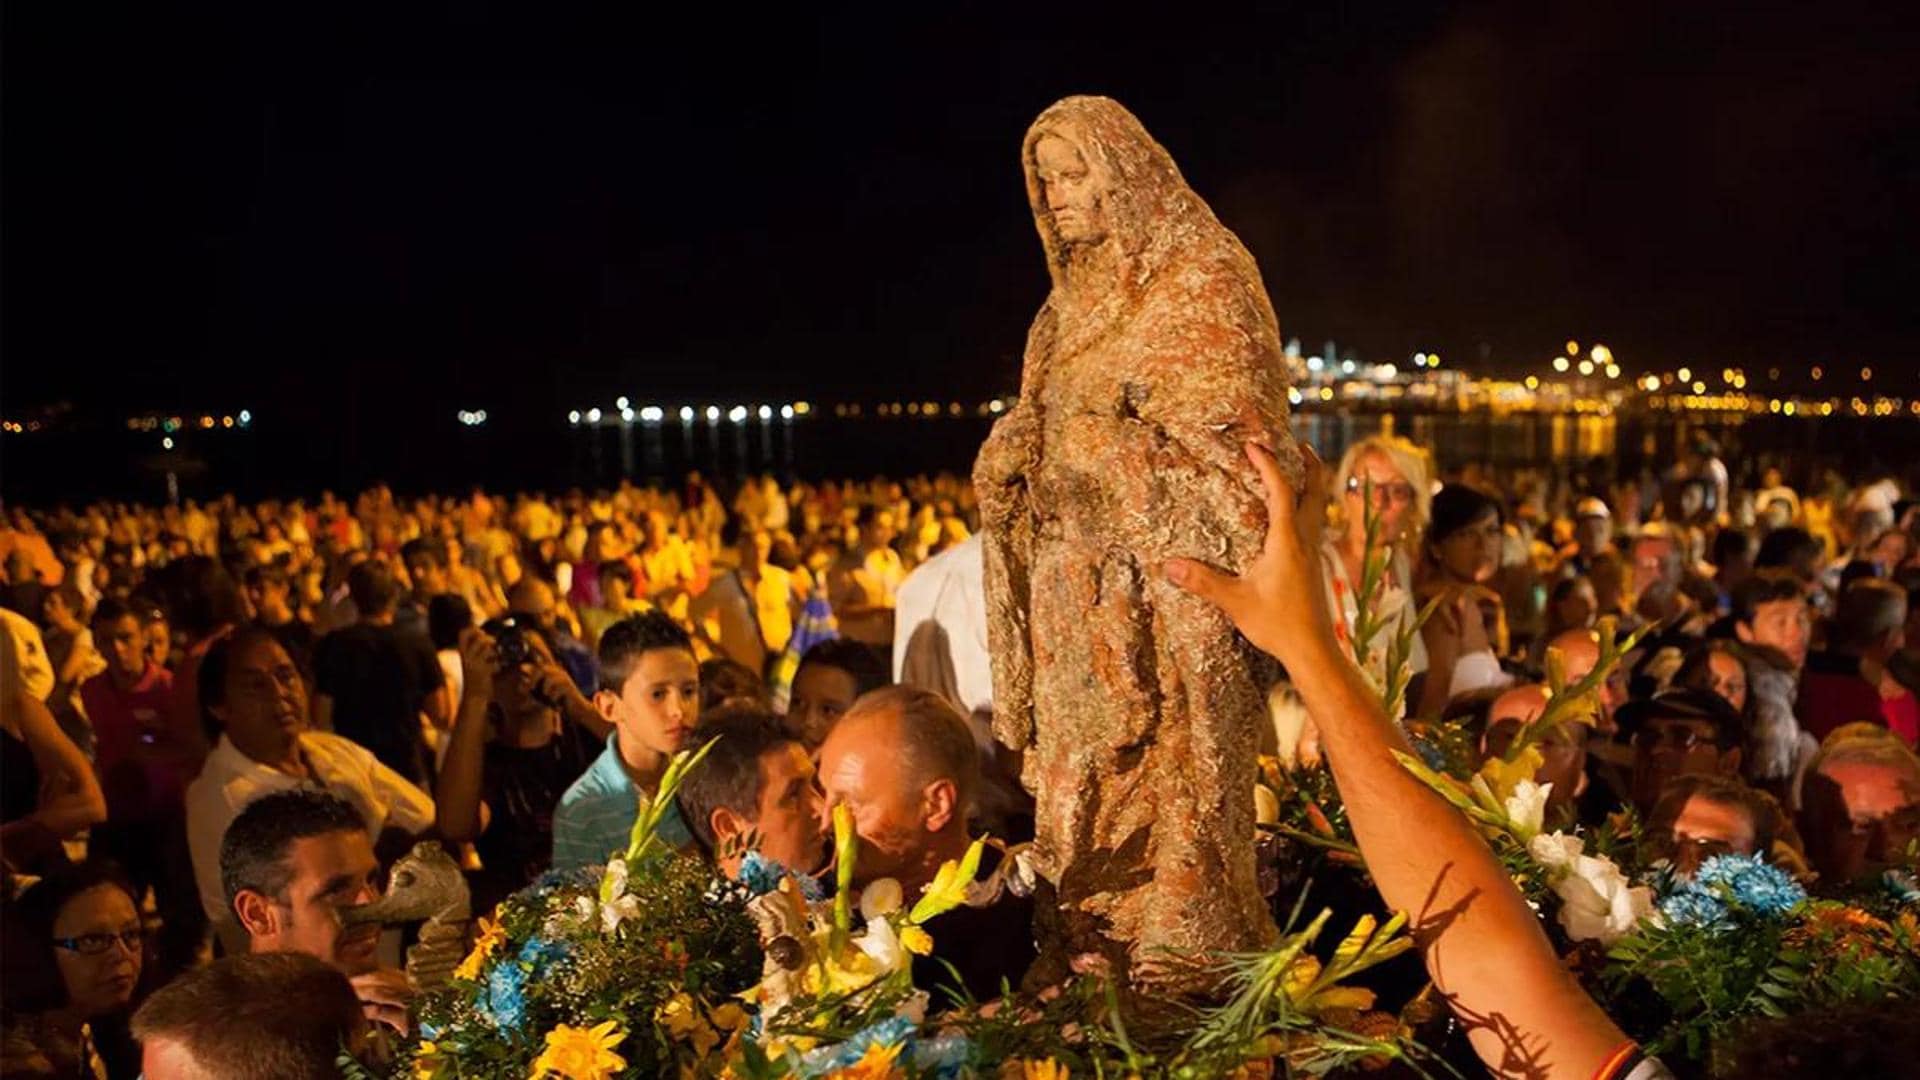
[
  {"x1": 1166, "y1": 442, "x2": 1632, "y2": 1080},
  {"x1": 4, "y1": 688, "x2": 107, "y2": 842}
]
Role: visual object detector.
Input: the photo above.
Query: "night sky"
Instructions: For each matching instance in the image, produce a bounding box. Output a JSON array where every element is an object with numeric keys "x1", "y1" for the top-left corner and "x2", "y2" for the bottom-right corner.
[{"x1": 7, "y1": 2, "x2": 1918, "y2": 434}]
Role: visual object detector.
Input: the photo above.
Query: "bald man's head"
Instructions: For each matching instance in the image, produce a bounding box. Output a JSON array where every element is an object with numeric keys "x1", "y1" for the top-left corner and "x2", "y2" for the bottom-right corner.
[{"x1": 816, "y1": 686, "x2": 979, "y2": 890}]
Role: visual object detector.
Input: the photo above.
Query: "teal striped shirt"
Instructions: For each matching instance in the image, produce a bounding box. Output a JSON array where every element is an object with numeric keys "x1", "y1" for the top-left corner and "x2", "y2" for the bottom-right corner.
[{"x1": 550, "y1": 734, "x2": 692, "y2": 871}]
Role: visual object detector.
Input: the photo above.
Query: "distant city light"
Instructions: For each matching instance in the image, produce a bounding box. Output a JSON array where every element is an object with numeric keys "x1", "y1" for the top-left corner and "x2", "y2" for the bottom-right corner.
[
  {"x1": 780, "y1": 405, "x2": 795, "y2": 420},
  {"x1": 162, "y1": 437, "x2": 175, "y2": 449},
  {"x1": 757, "y1": 405, "x2": 773, "y2": 420},
  {"x1": 1378, "y1": 363, "x2": 1398, "y2": 379},
  {"x1": 1677, "y1": 366, "x2": 1692, "y2": 383},
  {"x1": 1427, "y1": 353, "x2": 1440, "y2": 368},
  {"x1": 585, "y1": 408, "x2": 602, "y2": 423},
  {"x1": 639, "y1": 406, "x2": 665, "y2": 423},
  {"x1": 615, "y1": 396, "x2": 630, "y2": 410},
  {"x1": 988, "y1": 399, "x2": 1006, "y2": 414},
  {"x1": 1340, "y1": 359, "x2": 1357, "y2": 375},
  {"x1": 1413, "y1": 352, "x2": 1428, "y2": 367},
  {"x1": 679, "y1": 406, "x2": 695, "y2": 422},
  {"x1": 1565, "y1": 340, "x2": 1579, "y2": 356},
  {"x1": 727, "y1": 405, "x2": 749, "y2": 423},
  {"x1": 1577, "y1": 360, "x2": 1595, "y2": 376},
  {"x1": 792, "y1": 401, "x2": 813, "y2": 416},
  {"x1": 1861, "y1": 366, "x2": 1873, "y2": 381},
  {"x1": 1307, "y1": 356, "x2": 1324, "y2": 372},
  {"x1": 1288, "y1": 387, "x2": 1304, "y2": 405},
  {"x1": 1811, "y1": 366, "x2": 1824, "y2": 381},
  {"x1": 1553, "y1": 357, "x2": 1571, "y2": 373},
  {"x1": 456, "y1": 409, "x2": 488, "y2": 427},
  {"x1": 705, "y1": 406, "x2": 721, "y2": 421},
  {"x1": 568, "y1": 410, "x2": 581, "y2": 425},
  {"x1": 1590, "y1": 344, "x2": 1613, "y2": 366},
  {"x1": 1524, "y1": 376, "x2": 1540, "y2": 390},
  {"x1": 237, "y1": 410, "x2": 252, "y2": 427},
  {"x1": 1604, "y1": 364, "x2": 1621, "y2": 379},
  {"x1": 620, "y1": 407, "x2": 635, "y2": 423}
]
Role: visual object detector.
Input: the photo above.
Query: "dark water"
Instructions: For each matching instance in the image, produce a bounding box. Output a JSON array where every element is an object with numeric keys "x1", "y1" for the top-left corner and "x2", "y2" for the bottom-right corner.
[{"x1": 2, "y1": 408, "x2": 1910, "y2": 504}]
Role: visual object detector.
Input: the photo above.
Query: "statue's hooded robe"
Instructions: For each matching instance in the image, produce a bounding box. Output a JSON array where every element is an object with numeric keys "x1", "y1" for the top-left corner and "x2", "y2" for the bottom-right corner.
[{"x1": 975, "y1": 96, "x2": 1298, "y2": 985}]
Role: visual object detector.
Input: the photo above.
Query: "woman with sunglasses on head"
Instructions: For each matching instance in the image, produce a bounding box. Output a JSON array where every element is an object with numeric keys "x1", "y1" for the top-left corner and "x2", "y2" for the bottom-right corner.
[
  {"x1": 1, "y1": 860, "x2": 146, "y2": 1078},
  {"x1": 1318, "y1": 436, "x2": 1432, "y2": 720}
]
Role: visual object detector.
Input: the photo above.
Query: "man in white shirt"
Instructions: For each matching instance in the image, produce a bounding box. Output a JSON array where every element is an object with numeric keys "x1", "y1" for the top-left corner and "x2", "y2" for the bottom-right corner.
[
  {"x1": 184, "y1": 627, "x2": 433, "y2": 949},
  {"x1": 890, "y1": 533, "x2": 993, "y2": 749}
]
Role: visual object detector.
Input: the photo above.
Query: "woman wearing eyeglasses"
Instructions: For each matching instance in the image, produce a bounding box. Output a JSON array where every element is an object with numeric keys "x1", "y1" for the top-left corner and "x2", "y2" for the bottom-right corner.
[
  {"x1": 1318, "y1": 436, "x2": 1432, "y2": 721},
  {"x1": 1, "y1": 860, "x2": 146, "y2": 1078}
]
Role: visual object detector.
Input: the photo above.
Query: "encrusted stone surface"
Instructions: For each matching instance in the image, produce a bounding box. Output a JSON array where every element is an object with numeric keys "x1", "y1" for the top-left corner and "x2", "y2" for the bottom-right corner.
[{"x1": 975, "y1": 96, "x2": 1298, "y2": 990}]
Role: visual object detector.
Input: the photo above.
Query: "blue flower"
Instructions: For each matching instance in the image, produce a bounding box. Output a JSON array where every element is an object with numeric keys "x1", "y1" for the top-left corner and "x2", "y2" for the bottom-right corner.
[
  {"x1": 737, "y1": 851, "x2": 785, "y2": 897},
  {"x1": 1694, "y1": 853, "x2": 1806, "y2": 919},
  {"x1": 517, "y1": 935, "x2": 572, "y2": 969},
  {"x1": 479, "y1": 962, "x2": 529, "y2": 1032},
  {"x1": 1658, "y1": 890, "x2": 1730, "y2": 929},
  {"x1": 1410, "y1": 735, "x2": 1450, "y2": 773},
  {"x1": 1883, "y1": 868, "x2": 1920, "y2": 908},
  {"x1": 736, "y1": 850, "x2": 827, "y2": 903}
]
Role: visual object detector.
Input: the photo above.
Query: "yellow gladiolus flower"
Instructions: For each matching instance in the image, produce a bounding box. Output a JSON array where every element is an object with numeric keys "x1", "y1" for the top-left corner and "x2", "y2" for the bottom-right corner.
[
  {"x1": 826, "y1": 1041, "x2": 906, "y2": 1080},
  {"x1": 898, "y1": 924, "x2": 934, "y2": 956},
  {"x1": 454, "y1": 916, "x2": 505, "y2": 982},
  {"x1": 1004, "y1": 1058, "x2": 1069, "y2": 1080},
  {"x1": 909, "y1": 837, "x2": 984, "y2": 923},
  {"x1": 412, "y1": 1040, "x2": 445, "y2": 1080},
  {"x1": 531, "y1": 1020, "x2": 627, "y2": 1080},
  {"x1": 709, "y1": 1001, "x2": 750, "y2": 1032}
]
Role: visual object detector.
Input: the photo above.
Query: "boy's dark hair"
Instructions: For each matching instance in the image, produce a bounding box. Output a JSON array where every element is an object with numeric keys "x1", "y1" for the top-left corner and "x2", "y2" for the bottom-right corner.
[
  {"x1": 700, "y1": 657, "x2": 769, "y2": 712},
  {"x1": 89, "y1": 595, "x2": 135, "y2": 632},
  {"x1": 399, "y1": 537, "x2": 447, "y2": 570},
  {"x1": 1730, "y1": 570, "x2": 1805, "y2": 625},
  {"x1": 677, "y1": 705, "x2": 797, "y2": 856},
  {"x1": 345, "y1": 560, "x2": 399, "y2": 616},
  {"x1": 219, "y1": 790, "x2": 368, "y2": 912},
  {"x1": 1754, "y1": 526, "x2": 1821, "y2": 571},
  {"x1": 796, "y1": 638, "x2": 890, "y2": 698},
  {"x1": 597, "y1": 610, "x2": 695, "y2": 694},
  {"x1": 427, "y1": 593, "x2": 473, "y2": 652},
  {"x1": 132, "y1": 952, "x2": 363, "y2": 1080}
]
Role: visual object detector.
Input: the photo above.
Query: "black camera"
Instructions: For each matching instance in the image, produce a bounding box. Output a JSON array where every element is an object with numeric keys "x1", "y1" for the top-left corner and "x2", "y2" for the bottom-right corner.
[{"x1": 483, "y1": 616, "x2": 537, "y2": 669}]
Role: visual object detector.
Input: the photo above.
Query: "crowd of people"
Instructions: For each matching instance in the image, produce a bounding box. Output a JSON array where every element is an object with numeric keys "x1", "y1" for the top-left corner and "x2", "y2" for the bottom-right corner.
[{"x1": 0, "y1": 433, "x2": 1916, "y2": 1077}]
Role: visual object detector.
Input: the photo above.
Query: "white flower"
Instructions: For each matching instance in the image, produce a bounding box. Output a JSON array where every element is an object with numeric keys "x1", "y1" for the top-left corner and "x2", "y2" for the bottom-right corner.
[
  {"x1": 574, "y1": 895, "x2": 597, "y2": 921},
  {"x1": 1504, "y1": 780, "x2": 1552, "y2": 842},
  {"x1": 854, "y1": 915, "x2": 907, "y2": 975},
  {"x1": 1529, "y1": 832, "x2": 1650, "y2": 945},
  {"x1": 1527, "y1": 830, "x2": 1585, "y2": 874},
  {"x1": 859, "y1": 878, "x2": 903, "y2": 921},
  {"x1": 603, "y1": 856, "x2": 629, "y2": 900},
  {"x1": 601, "y1": 893, "x2": 641, "y2": 935}
]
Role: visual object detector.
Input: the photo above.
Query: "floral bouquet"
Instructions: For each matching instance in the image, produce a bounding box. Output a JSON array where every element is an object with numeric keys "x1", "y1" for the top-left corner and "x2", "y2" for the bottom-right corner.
[
  {"x1": 409, "y1": 743, "x2": 763, "y2": 1079},
  {"x1": 1600, "y1": 852, "x2": 1919, "y2": 1068}
]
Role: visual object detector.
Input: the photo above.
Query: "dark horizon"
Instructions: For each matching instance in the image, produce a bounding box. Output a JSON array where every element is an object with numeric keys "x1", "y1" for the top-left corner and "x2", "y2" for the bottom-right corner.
[{"x1": 6, "y1": 3, "x2": 1918, "y2": 440}]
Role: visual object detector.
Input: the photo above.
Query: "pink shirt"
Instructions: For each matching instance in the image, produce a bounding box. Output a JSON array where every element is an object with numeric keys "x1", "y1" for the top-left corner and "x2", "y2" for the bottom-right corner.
[
  {"x1": 1883, "y1": 691, "x2": 1919, "y2": 749},
  {"x1": 79, "y1": 664, "x2": 181, "y2": 819}
]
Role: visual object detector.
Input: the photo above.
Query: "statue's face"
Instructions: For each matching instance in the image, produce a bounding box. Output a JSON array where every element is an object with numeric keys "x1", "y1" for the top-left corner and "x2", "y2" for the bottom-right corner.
[{"x1": 1034, "y1": 135, "x2": 1106, "y2": 245}]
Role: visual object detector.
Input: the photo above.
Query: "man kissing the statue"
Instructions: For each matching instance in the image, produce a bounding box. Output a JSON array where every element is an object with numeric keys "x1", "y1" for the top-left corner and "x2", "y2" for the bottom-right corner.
[{"x1": 816, "y1": 685, "x2": 1037, "y2": 1003}]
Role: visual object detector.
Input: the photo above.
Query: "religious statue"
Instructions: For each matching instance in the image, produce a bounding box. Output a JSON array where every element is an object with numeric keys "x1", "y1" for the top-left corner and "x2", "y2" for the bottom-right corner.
[
  {"x1": 974, "y1": 96, "x2": 1298, "y2": 991},
  {"x1": 341, "y1": 841, "x2": 472, "y2": 990}
]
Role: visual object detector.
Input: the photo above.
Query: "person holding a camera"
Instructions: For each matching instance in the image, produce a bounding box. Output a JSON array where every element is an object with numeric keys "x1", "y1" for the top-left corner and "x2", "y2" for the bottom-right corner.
[{"x1": 432, "y1": 615, "x2": 611, "y2": 912}]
